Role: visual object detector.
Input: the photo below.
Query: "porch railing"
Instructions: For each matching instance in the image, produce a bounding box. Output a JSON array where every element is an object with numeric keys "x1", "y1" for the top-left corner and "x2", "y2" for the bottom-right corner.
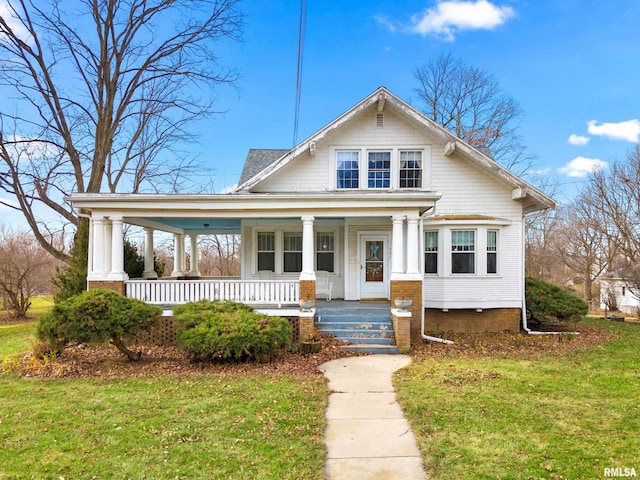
[{"x1": 125, "y1": 278, "x2": 300, "y2": 306}]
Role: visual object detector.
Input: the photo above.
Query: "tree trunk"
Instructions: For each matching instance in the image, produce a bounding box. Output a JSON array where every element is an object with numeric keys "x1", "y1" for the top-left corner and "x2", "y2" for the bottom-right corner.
[{"x1": 110, "y1": 335, "x2": 142, "y2": 361}]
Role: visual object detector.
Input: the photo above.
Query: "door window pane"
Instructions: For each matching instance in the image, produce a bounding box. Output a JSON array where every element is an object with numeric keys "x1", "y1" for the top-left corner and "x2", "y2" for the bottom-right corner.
[{"x1": 365, "y1": 240, "x2": 384, "y2": 282}]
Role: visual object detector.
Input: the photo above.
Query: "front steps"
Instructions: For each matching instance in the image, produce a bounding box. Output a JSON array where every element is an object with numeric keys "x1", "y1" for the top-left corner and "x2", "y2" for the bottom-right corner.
[{"x1": 315, "y1": 303, "x2": 398, "y2": 354}]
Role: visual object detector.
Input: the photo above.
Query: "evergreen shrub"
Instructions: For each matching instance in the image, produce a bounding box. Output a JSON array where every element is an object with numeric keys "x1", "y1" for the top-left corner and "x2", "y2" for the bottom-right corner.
[
  {"x1": 37, "y1": 289, "x2": 161, "y2": 360},
  {"x1": 173, "y1": 300, "x2": 292, "y2": 362},
  {"x1": 526, "y1": 277, "x2": 588, "y2": 323}
]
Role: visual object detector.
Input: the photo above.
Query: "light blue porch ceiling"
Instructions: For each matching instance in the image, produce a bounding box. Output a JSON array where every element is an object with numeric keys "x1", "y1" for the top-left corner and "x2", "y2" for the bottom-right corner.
[{"x1": 146, "y1": 217, "x2": 242, "y2": 232}]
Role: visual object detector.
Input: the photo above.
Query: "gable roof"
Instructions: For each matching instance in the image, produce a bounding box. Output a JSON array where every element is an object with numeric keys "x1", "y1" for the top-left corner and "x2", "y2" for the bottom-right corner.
[
  {"x1": 238, "y1": 149, "x2": 290, "y2": 186},
  {"x1": 234, "y1": 87, "x2": 555, "y2": 214}
]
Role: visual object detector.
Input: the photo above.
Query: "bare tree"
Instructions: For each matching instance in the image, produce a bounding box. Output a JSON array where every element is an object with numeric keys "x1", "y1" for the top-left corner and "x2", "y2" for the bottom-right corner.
[
  {"x1": 0, "y1": 0, "x2": 242, "y2": 262},
  {"x1": 199, "y1": 234, "x2": 240, "y2": 276},
  {"x1": 555, "y1": 197, "x2": 616, "y2": 305},
  {"x1": 414, "y1": 53, "x2": 534, "y2": 176},
  {"x1": 525, "y1": 209, "x2": 570, "y2": 285},
  {"x1": 584, "y1": 145, "x2": 640, "y2": 297},
  {"x1": 0, "y1": 226, "x2": 61, "y2": 318}
]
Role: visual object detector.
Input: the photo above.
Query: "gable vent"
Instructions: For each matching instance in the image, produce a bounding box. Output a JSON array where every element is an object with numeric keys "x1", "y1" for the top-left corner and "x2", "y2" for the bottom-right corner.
[{"x1": 376, "y1": 113, "x2": 384, "y2": 127}]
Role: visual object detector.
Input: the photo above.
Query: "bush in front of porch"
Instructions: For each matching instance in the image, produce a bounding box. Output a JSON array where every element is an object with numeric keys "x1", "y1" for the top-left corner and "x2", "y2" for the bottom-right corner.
[{"x1": 173, "y1": 300, "x2": 292, "y2": 362}]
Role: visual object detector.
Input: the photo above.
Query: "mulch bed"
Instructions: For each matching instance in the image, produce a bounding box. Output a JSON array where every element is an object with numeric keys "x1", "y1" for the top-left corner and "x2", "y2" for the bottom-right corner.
[{"x1": 8, "y1": 321, "x2": 617, "y2": 380}]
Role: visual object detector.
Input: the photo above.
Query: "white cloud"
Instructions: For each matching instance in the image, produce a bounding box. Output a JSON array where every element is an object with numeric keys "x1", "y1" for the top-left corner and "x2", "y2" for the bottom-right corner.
[
  {"x1": 0, "y1": 196, "x2": 18, "y2": 210},
  {"x1": 408, "y1": 0, "x2": 516, "y2": 41},
  {"x1": 568, "y1": 134, "x2": 589, "y2": 146},
  {"x1": 0, "y1": 1, "x2": 32, "y2": 43},
  {"x1": 558, "y1": 157, "x2": 608, "y2": 178},
  {"x1": 587, "y1": 119, "x2": 640, "y2": 142},
  {"x1": 528, "y1": 167, "x2": 551, "y2": 176}
]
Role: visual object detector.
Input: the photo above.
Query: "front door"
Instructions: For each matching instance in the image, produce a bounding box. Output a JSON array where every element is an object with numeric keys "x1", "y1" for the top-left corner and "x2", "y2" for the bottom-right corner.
[{"x1": 359, "y1": 234, "x2": 389, "y2": 299}]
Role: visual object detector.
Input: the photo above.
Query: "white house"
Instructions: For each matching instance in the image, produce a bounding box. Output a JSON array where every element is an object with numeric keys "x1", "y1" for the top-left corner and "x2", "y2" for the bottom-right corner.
[
  {"x1": 600, "y1": 277, "x2": 639, "y2": 315},
  {"x1": 69, "y1": 87, "x2": 555, "y2": 344}
]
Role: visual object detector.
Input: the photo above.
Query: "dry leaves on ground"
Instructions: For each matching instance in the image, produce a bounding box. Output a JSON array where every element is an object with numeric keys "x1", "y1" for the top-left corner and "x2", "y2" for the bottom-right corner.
[{"x1": 8, "y1": 321, "x2": 620, "y2": 380}]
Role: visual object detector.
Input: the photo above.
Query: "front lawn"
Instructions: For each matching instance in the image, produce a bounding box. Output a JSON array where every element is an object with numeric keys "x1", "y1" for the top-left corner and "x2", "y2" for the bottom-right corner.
[
  {"x1": 396, "y1": 318, "x2": 640, "y2": 479},
  {"x1": 0, "y1": 322, "x2": 37, "y2": 362},
  {"x1": 0, "y1": 374, "x2": 327, "y2": 479}
]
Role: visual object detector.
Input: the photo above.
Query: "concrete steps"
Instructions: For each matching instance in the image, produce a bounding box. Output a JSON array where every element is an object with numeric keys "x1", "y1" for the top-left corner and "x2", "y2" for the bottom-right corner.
[{"x1": 316, "y1": 305, "x2": 398, "y2": 354}]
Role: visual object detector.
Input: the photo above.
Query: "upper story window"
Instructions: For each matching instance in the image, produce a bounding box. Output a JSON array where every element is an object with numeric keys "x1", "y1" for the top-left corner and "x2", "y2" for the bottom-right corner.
[
  {"x1": 451, "y1": 230, "x2": 475, "y2": 274},
  {"x1": 257, "y1": 232, "x2": 275, "y2": 272},
  {"x1": 367, "y1": 152, "x2": 391, "y2": 188},
  {"x1": 337, "y1": 151, "x2": 359, "y2": 189},
  {"x1": 316, "y1": 232, "x2": 335, "y2": 272},
  {"x1": 487, "y1": 230, "x2": 497, "y2": 274},
  {"x1": 399, "y1": 151, "x2": 422, "y2": 189},
  {"x1": 425, "y1": 231, "x2": 438, "y2": 274}
]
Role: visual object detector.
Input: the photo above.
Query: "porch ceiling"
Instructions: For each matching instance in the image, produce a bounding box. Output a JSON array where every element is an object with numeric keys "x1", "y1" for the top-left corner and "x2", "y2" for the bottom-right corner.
[{"x1": 145, "y1": 217, "x2": 242, "y2": 233}]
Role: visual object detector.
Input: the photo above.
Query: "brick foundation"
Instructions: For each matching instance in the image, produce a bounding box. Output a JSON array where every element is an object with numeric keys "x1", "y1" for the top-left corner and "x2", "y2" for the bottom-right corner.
[
  {"x1": 88, "y1": 280, "x2": 125, "y2": 295},
  {"x1": 390, "y1": 280, "x2": 422, "y2": 344},
  {"x1": 424, "y1": 308, "x2": 521, "y2": 333}
]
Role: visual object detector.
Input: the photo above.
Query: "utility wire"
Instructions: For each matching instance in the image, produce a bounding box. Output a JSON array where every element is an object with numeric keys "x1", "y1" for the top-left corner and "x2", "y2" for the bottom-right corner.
[{"x1": 292, "y1": 0, "x2": 308, "y2": 148}]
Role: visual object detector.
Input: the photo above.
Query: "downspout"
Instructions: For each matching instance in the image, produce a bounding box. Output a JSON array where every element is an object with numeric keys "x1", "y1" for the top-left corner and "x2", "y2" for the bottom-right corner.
[
  {"x1": 520, "y1": 213, "x2": 579, "y2": 336},
  {"x1": 419, "y1": 209, "x2": 454, "y2": 345}
]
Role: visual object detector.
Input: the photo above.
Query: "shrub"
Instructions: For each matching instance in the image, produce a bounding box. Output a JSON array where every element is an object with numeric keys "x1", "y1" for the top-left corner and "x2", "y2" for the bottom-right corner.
[
  {"x1": 173, "y1": 300, "x2": 292, "y2": 362},
  {"x1": 526, "y1": 277, "x2": 588, "y2": 323},
  {"x1": 37, "y1": 289, "x2": 162, "y2": 360}
]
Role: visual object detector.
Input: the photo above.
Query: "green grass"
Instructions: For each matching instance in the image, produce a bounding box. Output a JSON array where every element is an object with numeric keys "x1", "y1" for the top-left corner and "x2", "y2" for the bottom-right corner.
[
  {"x1": 28, "y1": 295, "x2": 55, "y2": 317},
  {"x1": 0, "y1": 374, "x2": 327, "y2": 479},
  {"x1": 0, "y1": 322, "x2": 37, "y2": 362},
  {"x1": 395, "y1": 318, "x2": 640, "y2": 480}
]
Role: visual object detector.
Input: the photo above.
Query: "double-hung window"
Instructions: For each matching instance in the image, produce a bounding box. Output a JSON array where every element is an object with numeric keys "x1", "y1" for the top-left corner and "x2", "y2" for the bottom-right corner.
[
  {"x1": 283, "y1": 232, "x2": 303, "y2": 273},
  {"x1": 424, "y1": 231, "x2": 438, "y2": 274},
  {"x1": 367, "y1": 152, "x2": 391, "y2": 188},
  {"x1": 257, "y1": 232, "x2": 275, "y2": 272},
  {"x1": 316, "y1": 232, "x2": 335, "y2": 272},
  {"x1": 487, "y1": 230, "x2": 497, "y2": 274},
  {"x1": 336, "y1": 151, "x2": 359, "y2": 189},
  {"x1": 451, "y1": 230, "x2": 475, "y2": 274},
  {"x1": 400, "y1": 151, "x2": 422, "y2": 188}
]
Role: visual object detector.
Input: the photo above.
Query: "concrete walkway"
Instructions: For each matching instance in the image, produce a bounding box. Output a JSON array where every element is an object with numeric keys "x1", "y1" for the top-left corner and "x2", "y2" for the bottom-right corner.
[{"x1": 318, "y1": 355, "x2": 428, "y2": 480}]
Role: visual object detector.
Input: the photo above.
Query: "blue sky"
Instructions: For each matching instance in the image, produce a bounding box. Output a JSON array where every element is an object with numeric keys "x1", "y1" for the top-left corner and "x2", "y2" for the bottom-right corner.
[
  {"x1": 200, "y1": 0, "x2": 640, "y2": 205},
  {"x1": 1, "y1": 0, "x2": 640, "y2": 228}
]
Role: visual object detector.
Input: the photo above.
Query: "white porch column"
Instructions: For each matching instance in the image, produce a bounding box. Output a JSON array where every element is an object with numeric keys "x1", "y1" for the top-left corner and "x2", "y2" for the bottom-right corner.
[
  {"x1": 103, "y1": 219, "x2": 113, "y2": 274},
  {"x1": 391, "y1": 215, "x2": 405, "y2": 276},
  {"x1": 171, "y1": 233, "x2": 185, "y2": 277},
  {"x1": 110, "y1": 216, "x2": 126, "y2": 277},
  {"x1": 87, "y1": 217, "x2": 94, "y2": 276},
  {"x1": 406, "y1": 215, "x2": 420, "y2": 275},
  {"x1": 142, "y1": 227, "x2": 158, "y2": 279},
  {"x1": 92, "y1": 217, "x2": 105, "y2": 275},
  {"x1": 300, "y1": 215, "x2": 316, "y2": 280},
  {"x1": 187, "y1": 234, "x2": 200, "y2": 277}
]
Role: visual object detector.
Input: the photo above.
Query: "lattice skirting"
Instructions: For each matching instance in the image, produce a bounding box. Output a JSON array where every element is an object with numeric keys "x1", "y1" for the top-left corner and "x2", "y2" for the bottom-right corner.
[{"x1": 134, "y1": 315, "x2": 302, "y2": 346}]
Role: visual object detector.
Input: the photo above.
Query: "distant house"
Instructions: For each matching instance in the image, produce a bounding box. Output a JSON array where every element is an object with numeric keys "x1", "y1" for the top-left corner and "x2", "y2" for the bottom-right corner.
[
  {"x1": 600, "y1": 276, "x2": 640, "y2": 315},
  {"x1": 69, "y1": 87, "x2": 555, "y2": 344}
]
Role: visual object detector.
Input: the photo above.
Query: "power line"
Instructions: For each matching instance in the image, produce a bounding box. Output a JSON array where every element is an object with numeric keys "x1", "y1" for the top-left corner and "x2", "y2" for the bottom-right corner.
[{"x1": 292, "y1": 0, "x2": 308, "y2": 148}]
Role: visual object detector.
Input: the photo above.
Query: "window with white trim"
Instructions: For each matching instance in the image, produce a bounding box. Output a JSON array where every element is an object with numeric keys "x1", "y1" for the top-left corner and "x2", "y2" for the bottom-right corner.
[
  {"x1": 451, "y1": 230, "x2": 475, "y2": 274},
  {"x1": 336, "y1": 151, "x2": 359, "y2": 189},
  {"x1": 257, "y1": 232, "x2": 275, "y2": 272},
  {"x1": 367, "y1": 151, "x2": 391, "y2": 188},
  {"x1": 424, "y1": 231, "x2": 438, "y2": 274},
  {"x1": 316, "y1": 232, "x2": 335, "y2": 272},
  {"x1": 487, "y1": 230, "x2": 497, "y2": 274},
  {"x1": 283, "y1": 232, "x2": 303, "y2": 273},
  {"x1": 400, "y1": 151, "x2": 422, "y2": 189}
]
